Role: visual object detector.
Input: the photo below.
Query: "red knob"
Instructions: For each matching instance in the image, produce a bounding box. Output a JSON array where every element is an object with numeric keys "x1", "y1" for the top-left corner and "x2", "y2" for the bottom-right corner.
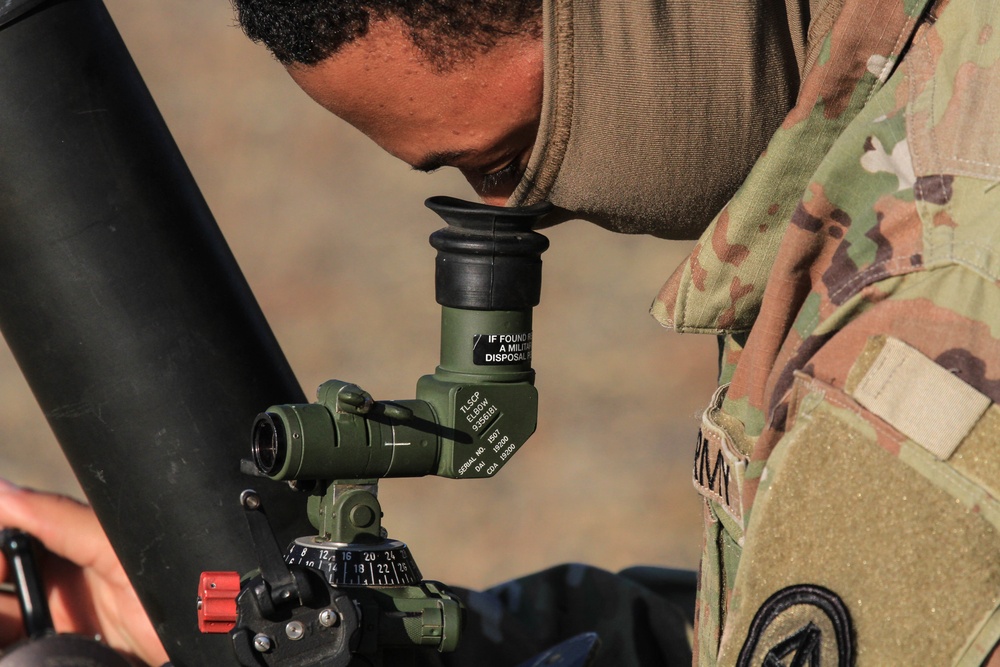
[{"x1": 197, "y1": 571, "x2": 241, "y2": 634}]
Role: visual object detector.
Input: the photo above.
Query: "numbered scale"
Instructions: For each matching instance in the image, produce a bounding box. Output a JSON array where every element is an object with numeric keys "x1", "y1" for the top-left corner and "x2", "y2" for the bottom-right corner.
[{"x1": 284, "y1": 537, "x2": 422, "y2": 588}]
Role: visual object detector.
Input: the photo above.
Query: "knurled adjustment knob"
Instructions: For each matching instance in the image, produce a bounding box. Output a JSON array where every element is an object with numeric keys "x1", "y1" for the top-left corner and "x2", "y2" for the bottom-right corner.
[{"x1": 197, "y1": 571, "x2": 241, "y2": 634}]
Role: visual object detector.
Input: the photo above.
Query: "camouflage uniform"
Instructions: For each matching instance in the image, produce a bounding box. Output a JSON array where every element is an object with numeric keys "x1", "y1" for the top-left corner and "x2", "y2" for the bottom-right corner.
[
  {"x1": 651, "y1": 0, "x2": 1000, "y2": 663},
  {"x1": 436, "y1": 0, "x2": 1000, "y2": 664}
]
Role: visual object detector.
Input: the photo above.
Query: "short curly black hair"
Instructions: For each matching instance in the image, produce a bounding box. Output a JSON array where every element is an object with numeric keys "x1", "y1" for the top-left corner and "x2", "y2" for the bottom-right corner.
[{"x1": 232, "y1": 0, "x2": 542, "y2": 68}]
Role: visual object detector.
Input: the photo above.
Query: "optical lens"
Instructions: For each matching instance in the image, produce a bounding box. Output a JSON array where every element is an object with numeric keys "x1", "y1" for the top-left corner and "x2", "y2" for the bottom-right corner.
[{"x1": 251, "y1": 413, "x2": 285, "y2": 476}]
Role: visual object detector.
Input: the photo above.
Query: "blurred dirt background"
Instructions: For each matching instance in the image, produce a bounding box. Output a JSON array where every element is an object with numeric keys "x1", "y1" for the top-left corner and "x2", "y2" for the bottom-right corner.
[{"x1": 0, "y1": 1, "x2": 718, "y2": 589}]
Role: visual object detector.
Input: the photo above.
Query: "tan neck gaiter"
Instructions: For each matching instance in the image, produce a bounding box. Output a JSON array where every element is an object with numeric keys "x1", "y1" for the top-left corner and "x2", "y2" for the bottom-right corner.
[{"x1": 510, "y1": 0, "x2": 800, "y2": 239}]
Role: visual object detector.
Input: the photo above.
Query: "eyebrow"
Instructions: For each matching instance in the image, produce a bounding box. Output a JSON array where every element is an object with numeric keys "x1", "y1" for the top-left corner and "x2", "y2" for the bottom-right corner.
[{"x1": 411, "y1": 149, "x2": 475, "y2": 173}]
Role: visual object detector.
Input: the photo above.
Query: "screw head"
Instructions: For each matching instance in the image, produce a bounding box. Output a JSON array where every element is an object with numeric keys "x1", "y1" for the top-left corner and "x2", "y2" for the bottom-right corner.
[
  {"x1": 349, "y1": 505, "x2": 375, "y2": 528},
  {"x1": 319, "y1": 609, "x2": 340, "y2": 628},
  {"x1": 286, "y1": 620, "x2": 306, "y2": 640},
  {"x1": 240, "y1": 490, "x2": 261, "y2": 510},
  {"x1": 253, "y1": 634, "x2": 272, "y2": 653}
]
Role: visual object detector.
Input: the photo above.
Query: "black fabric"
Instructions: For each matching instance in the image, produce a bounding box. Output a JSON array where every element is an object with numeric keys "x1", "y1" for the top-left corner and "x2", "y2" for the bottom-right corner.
[{"x1": 418, "y1": 564, "x2": 694, "y2": 667}]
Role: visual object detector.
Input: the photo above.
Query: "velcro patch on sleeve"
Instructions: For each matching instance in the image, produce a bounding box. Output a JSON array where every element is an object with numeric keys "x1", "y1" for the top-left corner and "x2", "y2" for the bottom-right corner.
[{"x1": 852, "y1": 337, "x2": 992, "y2": 460}]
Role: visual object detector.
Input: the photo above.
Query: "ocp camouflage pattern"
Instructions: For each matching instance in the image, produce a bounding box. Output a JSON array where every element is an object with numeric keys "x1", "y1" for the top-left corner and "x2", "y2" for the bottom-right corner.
[{"x1": 653, "y1": 0, "x2": 1000, "y2": 664}]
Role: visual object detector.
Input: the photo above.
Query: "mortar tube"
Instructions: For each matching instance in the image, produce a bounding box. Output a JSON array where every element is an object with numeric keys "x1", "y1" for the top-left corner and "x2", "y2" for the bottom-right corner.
[{"x1": 0, "y1": 1, "x2": 314, "y2": 663}]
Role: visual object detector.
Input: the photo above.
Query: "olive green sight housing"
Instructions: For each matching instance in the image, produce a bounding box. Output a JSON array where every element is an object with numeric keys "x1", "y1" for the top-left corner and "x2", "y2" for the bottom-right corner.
[
  {"x1": 221, "y1": 198, "x2": 551, "y2": 666},
  {"x1": 250, "y1": 196, "x2": 551, "y2": 498}
]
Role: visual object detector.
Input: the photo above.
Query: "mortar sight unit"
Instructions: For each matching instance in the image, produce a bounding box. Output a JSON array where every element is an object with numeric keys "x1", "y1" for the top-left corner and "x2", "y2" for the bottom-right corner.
[{"x1": 199, "y1": 197, "x2": 551, "y2": 667}]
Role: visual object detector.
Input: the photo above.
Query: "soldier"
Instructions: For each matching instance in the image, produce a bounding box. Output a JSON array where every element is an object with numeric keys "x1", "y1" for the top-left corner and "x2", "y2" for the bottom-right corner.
[{"x1": 2, "y1": 0, "x2": 999, "y2": 665}]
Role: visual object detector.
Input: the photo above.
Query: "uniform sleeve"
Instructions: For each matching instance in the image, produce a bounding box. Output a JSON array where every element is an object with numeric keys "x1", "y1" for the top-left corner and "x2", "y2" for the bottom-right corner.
[{"x1": 716, "y1": 264, "x2": 1000, "y2": 667}]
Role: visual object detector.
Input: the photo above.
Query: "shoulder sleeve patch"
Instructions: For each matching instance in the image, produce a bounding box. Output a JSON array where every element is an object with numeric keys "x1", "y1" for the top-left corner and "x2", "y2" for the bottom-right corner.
[
  {"x1": 850, "y1": 336, "x2": 992, "y2": 460},
  {"x1": 736, "y1": 584, "x2": 854, "y2": 667}
]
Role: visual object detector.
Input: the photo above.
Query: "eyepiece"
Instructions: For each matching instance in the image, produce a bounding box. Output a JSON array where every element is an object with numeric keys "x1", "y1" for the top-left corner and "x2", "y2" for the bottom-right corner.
[
  {"x1": 426, "y1": 197, "x2": 550, "y2": 311},
  {"x1": 251, "y1": 412, "x2": 286, "y2": 476}
]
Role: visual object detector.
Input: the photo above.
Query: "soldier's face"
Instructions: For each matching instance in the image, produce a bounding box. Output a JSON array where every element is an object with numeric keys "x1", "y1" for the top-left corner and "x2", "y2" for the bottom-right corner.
[{"x1": 287, "y1": 20, "x2": 544, "y2": 206}]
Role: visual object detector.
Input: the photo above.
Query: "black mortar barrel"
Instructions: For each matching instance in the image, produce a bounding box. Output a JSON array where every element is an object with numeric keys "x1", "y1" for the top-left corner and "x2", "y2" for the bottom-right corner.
[{"x1": 0, "y1": 1, "x2": 314, "y2": 663}]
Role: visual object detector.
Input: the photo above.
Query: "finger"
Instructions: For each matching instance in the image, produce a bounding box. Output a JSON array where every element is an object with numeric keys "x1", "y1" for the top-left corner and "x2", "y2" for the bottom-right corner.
[
  {"x1": 0, "y1": 482, "x2": 168, "y2": 663},
  {"x1": 0, "y1": 483, "x2": 117, "y2": 578},
  {"x1": 0, "y1": 592, "x2": 26, "y2": 647},
  {"x1": 0, "y1": 498, "x2": 25, "y2": 646}
]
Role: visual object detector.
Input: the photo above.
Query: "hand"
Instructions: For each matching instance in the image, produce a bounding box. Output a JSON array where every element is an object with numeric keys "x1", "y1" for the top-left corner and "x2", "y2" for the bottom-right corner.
[{"x1": 0, "y1": 479, "x2": 169, "y2": 666}]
